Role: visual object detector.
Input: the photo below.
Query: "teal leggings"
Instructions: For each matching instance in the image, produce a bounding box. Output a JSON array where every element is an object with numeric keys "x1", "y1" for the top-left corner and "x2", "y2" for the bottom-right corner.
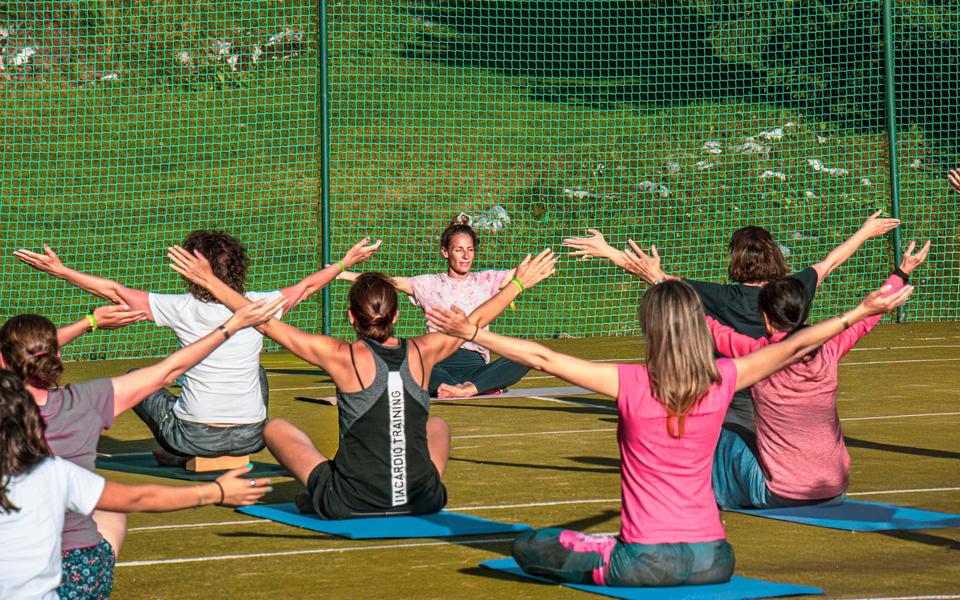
[
  {"x1": 429, "y1": 348, "x2": 529, "y2": 395},
  {"x1": 512, "y1": 528, "x2": 735, "y2": 587}
]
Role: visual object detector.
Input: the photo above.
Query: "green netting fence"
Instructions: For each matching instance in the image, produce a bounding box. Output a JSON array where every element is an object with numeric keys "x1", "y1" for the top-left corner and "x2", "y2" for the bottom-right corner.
[{"x1": 1, "y1": 0, "x2": 958, "y2": 360}]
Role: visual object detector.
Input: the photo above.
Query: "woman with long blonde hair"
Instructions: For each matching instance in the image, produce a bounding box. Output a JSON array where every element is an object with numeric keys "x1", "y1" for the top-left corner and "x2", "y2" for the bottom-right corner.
[{"x1": 425, "y1": 279, "x2": 912, "y2": 588}]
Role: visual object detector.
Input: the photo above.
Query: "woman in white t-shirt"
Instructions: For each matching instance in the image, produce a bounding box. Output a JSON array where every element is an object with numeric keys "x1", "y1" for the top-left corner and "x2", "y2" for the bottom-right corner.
[
  {"x1": 14, "y1": 231, "x2": 380, "y2": 461},
  {"x1": 0, "y1": 370, "x2": 272, "y2": 600},
  {"x1": 340, "y1": 223, "x2": 530, "y2": 398}
]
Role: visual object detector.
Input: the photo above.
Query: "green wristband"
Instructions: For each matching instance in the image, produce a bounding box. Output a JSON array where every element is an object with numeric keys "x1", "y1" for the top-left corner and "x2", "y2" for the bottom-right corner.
[
  {"x1": 336, "y1": 260, "x2": 346, "y2": 272},
  {"x1": 85, "y1": 314, "x2": 98, "y2": 332},
  {"x1": 509, "y1": 277, "x2": 525, "y2": 294}
]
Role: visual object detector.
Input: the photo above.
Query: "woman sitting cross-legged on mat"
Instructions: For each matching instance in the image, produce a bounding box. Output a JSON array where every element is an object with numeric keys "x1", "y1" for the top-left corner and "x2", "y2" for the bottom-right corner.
[
  {"x1": 167, "y1": 246, "x2": 556, "y2": 519},
  {"x1": 563, "y1": 211, "x2": 900, "y2": 430},
  {"x1": 339, "y1": 222, "x2": 531, "y2": 398},
  {"x1": 0, "y1": 298, "x2": 283, "y2": 600},
  {"x1": 425, "y1": 279, "x2": 912, "y2": 587},
  {"x1": 0, "y1": 370, "x2": 271, "y2": 600},
  {"x1": 708, "y1": 240, "x2": 929, "y2": 509}
]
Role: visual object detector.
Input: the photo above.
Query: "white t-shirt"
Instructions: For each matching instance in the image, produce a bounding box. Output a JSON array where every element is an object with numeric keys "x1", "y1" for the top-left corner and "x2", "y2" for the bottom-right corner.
[
  {"x1": 148, "y1": 291, "x2": 283, "y2": 424},
  {"x1": 0, "y1": 457, "x2": 105, "y2": 600}
]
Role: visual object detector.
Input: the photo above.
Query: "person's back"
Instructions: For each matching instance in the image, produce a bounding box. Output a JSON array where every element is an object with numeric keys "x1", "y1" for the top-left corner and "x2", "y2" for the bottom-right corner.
[
  {"x1": 328, "y1": 338, "x2": 445, "y2": 517},
  {"x1": 147, "y1": 292, "x2": 280, "y2": 423},
  {"x1": 617, "y1": 359, "x2": 736, "y2": 544},
  {"x1": 0, "y1": 457, "x2": 103, "y2": 600}
]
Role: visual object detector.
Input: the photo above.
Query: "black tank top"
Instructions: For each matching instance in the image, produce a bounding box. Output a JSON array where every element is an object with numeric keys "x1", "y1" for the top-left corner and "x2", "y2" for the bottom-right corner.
[{"x1": 329, "y1": 338, "x2": 443, "y2": 514}]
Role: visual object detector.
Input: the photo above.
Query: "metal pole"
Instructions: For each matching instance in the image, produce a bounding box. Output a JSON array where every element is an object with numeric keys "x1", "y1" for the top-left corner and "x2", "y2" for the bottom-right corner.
[
  {"x1": 882, "y1": 0, "x2": 904, "y2": 322},
  {"x1": 320, "y1": 0, "x2": 332, "y2": 335}
]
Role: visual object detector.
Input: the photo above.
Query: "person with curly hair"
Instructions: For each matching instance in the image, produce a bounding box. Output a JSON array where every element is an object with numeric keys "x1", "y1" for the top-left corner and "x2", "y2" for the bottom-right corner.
[{"x1": 13, "y1": 231, "x2": 381, "y2": 464}]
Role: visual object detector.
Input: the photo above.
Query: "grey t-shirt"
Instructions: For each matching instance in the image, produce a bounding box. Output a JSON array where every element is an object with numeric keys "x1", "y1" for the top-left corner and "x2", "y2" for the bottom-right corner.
[{"x1": 41, "y1": 378, "x2": 115, "y2": 550}]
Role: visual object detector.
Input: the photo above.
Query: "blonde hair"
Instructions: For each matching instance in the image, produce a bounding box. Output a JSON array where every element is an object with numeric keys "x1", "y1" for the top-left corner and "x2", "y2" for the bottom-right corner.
[{"x1": 639, "y1": 281, "x2": 722, "y2": 438}]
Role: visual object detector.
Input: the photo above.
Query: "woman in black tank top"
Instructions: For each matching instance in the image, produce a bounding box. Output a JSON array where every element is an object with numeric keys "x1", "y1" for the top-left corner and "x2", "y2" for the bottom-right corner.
[{"x1": 168, "y1": 247, "x2": 556, "y2": 518}]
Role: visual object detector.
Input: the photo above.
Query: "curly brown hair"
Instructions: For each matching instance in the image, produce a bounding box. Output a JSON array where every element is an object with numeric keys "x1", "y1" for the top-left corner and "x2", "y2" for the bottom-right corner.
[
  {"x1": 182, "y1": 230, "x2": 249, "y2": 302},
  {"x1": 0, "y1": 315, "x2": 62, "y2": 390},
  {"x1": 0, "y1": 370, "x2": 50, "y2": 513},
  {"x1": 727, "y1": 226, "x2": 787, "y2": 283}
]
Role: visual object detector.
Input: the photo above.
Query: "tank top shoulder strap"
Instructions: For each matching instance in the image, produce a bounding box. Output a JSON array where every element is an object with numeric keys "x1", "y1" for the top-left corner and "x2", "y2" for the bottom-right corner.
[
  {"x1": 348, "y1": 342, "x2": 365, "y2": 388},
  {"x1": 408, "y1": 339, "x2": 426, "y2": 388}
]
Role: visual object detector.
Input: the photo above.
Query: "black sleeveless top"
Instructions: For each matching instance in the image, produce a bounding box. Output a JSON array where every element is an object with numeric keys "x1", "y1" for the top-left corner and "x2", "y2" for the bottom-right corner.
[{"x1": 328, "y1": 338, "x2": 445, "y2": 516}]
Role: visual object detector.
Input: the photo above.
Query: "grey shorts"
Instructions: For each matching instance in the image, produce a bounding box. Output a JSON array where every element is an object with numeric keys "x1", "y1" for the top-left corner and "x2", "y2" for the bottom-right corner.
[{"x1": 132, "y1": 366, "x2": 268, "y2": 457}]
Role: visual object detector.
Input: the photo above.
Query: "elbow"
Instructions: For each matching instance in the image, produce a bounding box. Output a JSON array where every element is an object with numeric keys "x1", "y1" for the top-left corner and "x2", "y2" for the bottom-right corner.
[{"x1": 528, "y1": 348, "x2": 552, "y2": 372}]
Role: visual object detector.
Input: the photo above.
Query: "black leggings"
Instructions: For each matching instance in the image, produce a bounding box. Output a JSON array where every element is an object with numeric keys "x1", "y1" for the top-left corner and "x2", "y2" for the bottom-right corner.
[{"x1": 429, "y1": 348, "x2": 529, "y2": 395}]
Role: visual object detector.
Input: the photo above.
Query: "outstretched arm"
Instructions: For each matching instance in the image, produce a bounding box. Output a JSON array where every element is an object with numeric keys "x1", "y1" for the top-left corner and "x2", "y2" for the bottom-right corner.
[
  {"x1": 96, "y1": 465, "x2": 270, "y2": 512},
  {"x1": 14, "y1": 245, "x2": 153, "y2": 318},
  {"x1": 706, "y1": 316, "x2": 769, "y2": 358},
  {"x1": 57, "y1": 305, "x2": 148, "y2": 347},
  {"x1": 338, "y1": 270, "x2": 414, "y2": 296},
  {"x1": 415, "y1": 249, "x2": 557, "y2": 365},
  {"x1": 279, "y1": 237, "x2": 382, "y2": 311},
  {"x1": 563, "y1": 230, "x2": 677, "y2": 285},
  {"x1": 109, "y1": 297, "x2": 285, "y2": 416},
  {"x1": 426, "y1": 305, "x2": 619, "y2": 398},
  {"x1": 809, "y1": 211, "x2": 900, "y2": 286},
  {"x1": 732, "y1": 283, "x2": 914, "y2": 391}
]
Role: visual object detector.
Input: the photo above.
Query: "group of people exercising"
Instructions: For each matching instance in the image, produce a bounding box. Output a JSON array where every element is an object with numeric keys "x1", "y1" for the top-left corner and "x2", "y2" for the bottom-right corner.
[{"x1": 0, "y1": 209, "x2": 928, "y2": 597}]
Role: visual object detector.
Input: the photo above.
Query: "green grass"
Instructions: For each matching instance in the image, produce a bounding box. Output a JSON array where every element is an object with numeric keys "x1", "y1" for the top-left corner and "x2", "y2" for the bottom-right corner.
[
  {"x1": 73, "y1": 324, "x2": 960, "y2": 598},
  {"x1": 2, "y1": 0, "x2": 958, "y2": 362}
]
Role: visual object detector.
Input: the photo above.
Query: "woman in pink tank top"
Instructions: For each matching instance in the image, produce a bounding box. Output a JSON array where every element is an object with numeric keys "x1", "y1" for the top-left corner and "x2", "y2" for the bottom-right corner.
[{"x1": 426, "y1": 279, "x2": 912, "y2": 588}]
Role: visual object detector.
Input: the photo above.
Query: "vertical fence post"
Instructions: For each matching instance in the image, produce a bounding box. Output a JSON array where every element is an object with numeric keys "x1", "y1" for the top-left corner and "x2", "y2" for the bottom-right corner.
[
  {"x1": 882, "y1": 0, "x2": 905, "y2": 322},
  {"x1": 320, "y1": 0, "x2": 332, "y2": 335}
]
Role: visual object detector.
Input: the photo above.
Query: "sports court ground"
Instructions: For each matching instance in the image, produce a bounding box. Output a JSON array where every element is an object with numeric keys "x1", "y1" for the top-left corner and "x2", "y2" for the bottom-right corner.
[{"x1": 76, "y1": 323, "x2": 960, "y2": 599}]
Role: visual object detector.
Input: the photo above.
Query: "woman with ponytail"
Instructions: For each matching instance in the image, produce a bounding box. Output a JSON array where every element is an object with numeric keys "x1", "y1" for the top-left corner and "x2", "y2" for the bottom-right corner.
[
  {"x1": 0, "y1": 371, "x2": 270, "y2": 600},
  {"x1": 424, "y1": 278, "x2": 913, "y2": 588},
  {"x1": 166, "y1": 246, "x2": 556, "y2": 519},
  {"x1": 0, "y1": 298, "x2": 283, "y2": 599},
  {"x1": 706, "y1": 241, "x2": 929, "y2": 509}
]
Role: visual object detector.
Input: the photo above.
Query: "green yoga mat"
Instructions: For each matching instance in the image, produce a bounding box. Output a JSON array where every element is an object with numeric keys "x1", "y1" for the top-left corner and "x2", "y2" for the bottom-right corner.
[{"x1": 95, "y1": 452, "x2": 289, "y2": 482}]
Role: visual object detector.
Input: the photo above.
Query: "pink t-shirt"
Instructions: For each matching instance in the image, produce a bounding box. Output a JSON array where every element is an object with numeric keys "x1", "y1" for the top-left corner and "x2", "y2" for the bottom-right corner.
[
  {"x1": 705, "y1": 273, "x2": 903, "y2": 500},
  {"x1": 408, "y1": 270, "x2": 509, "y2": 362},
  {"x1": 616, "y1": 359, "x2": 737, "y2": 545}
]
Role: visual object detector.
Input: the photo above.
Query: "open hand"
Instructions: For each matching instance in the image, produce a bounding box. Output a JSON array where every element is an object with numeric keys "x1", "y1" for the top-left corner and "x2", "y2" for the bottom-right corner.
[
  {"x1": 168, "y1": 245, "x2": 215, "y2": 288},
  {"x1": 898, "y1": 240, "x2": 931, "y2": 276},
  {"x1": 425, "y1": 305, "x2": 474, "y2": 339},
  {"x1": 13, "y1": 244, "x2": 68, "y2": 277},
  {"x1": 858, "y1": 210, "x2": 900, "y2": 239},
  {"x1": 227, "y1": 297, "x2": 287, "y2": 330},
  {"x1": 948, "y1": 168, "x2": 960, "y2": 193},
  {"x1": 93, "y1": 305, "x2": 148, "y2": 330},
  {"x1": 860, "y1": 284, "x2": 914, "y2": 316},
  {"x1": 622, "y1": 240, "x2": 669, "y2": 284},
  {"x1": 215, "y1": 465, "x2": 272, "y2": 506},
  {"x1": 514, "y1": 248, "x2": 556, "y2": 290},
  {"x1": 563, "y1": 229, "x2": 617, "y2": 261},
  {"x1": 341, "y1": 237, "x2": 382, "y2": 269}
]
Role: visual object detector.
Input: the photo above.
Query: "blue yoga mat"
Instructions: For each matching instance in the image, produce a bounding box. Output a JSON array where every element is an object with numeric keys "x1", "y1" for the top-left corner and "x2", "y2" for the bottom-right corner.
[
  {"x1": 481, "y1": 558, "x2": 823, "y2": 599},
  {"x1": 726, "y1": 499, "x2": 960, "y2": 532},
  {"x1": 236, "y1": 503, "x2": 531, "y2": 539}
]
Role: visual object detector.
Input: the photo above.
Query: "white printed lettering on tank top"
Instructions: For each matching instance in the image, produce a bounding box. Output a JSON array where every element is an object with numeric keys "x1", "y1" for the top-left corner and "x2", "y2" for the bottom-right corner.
[{"x1": 388, "y1": 371, "x2": 407, "y2": 506}]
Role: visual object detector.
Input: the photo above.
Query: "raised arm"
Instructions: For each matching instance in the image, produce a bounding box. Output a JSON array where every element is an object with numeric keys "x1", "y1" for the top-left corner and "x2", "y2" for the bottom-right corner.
[
  {"x1": 731, "y1": 283, "x2": 914, "y2": 391},
  {"x1": 425, "y1": 304, "x2": 619, "y2": 398},
  {"x1": 564, "y1": 229, "x2": 633, "y2": 270},
  {"x1": 168, "y1": 246, "x2": 345, "y2": 369},
  {"x1": 14, "y1": 245, "x2": 153, "y2": 317},
  {"x1": 415, "y1": 249, "x2": 556, "y2": 365},
  {"x1": 338, "y1": 270, "x2": 414, "y2": 296},
  {"x1": 706, "y1": 315, "x2": 769, "y2": 358},
  {"x1": 563, "y1": 230, "x2": 677, "y2": 285},
  {"x1": 279, "y1": 237, "x2": 382, "y2": 311},
  {"x1": 109, "y1": 297, "x2": 285, "y2": 416},
  {"x1": 56, "y1": 305, "x2": 148, "y2": 348},
  {"x1": 809, "y1": 211, "x2": 900, "y2": 285},
  {"x1": 96, "y1": 465, "x2": 270, "y2": 512}
]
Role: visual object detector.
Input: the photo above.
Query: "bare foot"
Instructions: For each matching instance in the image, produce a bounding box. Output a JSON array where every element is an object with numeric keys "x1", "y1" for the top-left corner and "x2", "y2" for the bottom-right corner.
[
  {"x1": 152, "y1": 449, "x2": 189, "y2": 467},
  {"x1": 295, "y1": 491, "x2": 317, "y2": 515},
  {"x1": 437, "y1": 382, "x2": 480, "y2": 398}
]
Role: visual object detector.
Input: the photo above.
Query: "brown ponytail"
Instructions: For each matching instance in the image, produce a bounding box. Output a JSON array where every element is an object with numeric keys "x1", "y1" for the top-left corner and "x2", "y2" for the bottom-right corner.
[
  {"x1": 348, "y1": 273, "x2": 399, "y2": 343},
  {"x1": 0, "y1": 315, "x2": 63, "y2": 390}
]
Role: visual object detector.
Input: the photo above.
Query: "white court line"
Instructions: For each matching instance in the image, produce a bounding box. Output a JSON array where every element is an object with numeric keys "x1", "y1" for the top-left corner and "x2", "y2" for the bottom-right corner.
[
  {"x1": 453, "y1": 427, "x2": 616, "y2": 440},
  {"x1": 841, "y1": 357, "x2": 960, "y2": 366},
  {"x1": 530, "y1": 395, "x2": 617, "y2": 412},
  {"x1": 272, "y1": 385, "x2": 335, "y2": 392},
  {"x1": 116, "y1": 536, "x2": 515, "y2": 567},
  {"x1": 841, "y1": 411, "x2": 960, "y2": 422},
  {"x1": 126, "y1": 486, "x2": 960, "y2": 534}
]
